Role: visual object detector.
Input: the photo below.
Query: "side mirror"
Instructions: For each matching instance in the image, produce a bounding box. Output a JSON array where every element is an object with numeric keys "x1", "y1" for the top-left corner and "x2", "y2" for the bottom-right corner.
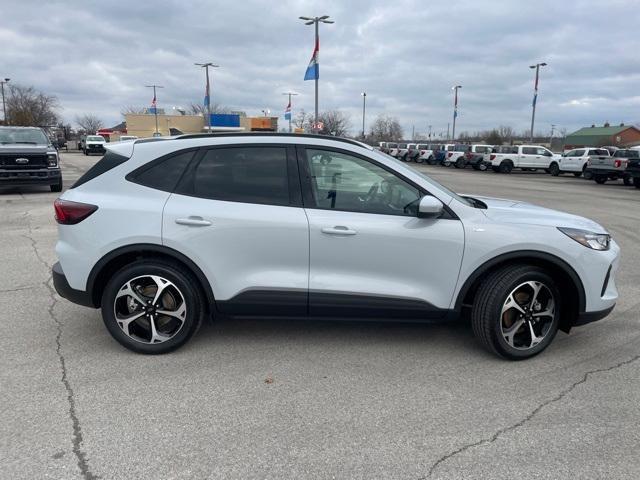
[{"x1": 417, "y1": 196, "x2": 444, "y2": 218}]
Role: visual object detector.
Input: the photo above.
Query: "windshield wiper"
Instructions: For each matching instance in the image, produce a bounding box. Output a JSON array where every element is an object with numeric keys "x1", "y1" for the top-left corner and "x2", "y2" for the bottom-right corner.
[{"x1": 13, "y1": 141, "x2": 38, "y2": 145}]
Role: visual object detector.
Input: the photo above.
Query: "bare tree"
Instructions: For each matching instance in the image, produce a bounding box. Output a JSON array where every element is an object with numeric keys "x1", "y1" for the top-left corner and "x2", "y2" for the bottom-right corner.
[
  {"x1": 317, "y1": 110, "x2": 351, "y2": 137},
  {"x1": 485, "y1": 129, "x2": 502, "y2": 145},
  {"x1": 188, "y1": 103, "x2": 232, "y2": 115},
  {"x1": 75, "y1": 114, "x2": 104, "y2": 134},
  {"x1": 368, "y1": 115, "x2": 403, "y2": 143},
  {"x1": 497, "y1": 125, "x2": 515, "y2": 144},
  {"x1": 120, "y1": 105, "x2": 146, "y2": 116},
  {"x1": 293, "y1": 109, "x2": 311, "y2": 131},
  {"x1": 6, "y1": 84, "x2": 59, "y2": 126}
]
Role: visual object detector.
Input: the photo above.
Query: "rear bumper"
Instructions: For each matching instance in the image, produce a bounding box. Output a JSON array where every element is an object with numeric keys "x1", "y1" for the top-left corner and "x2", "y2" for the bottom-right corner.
[
  {"x1": 52, "y1": 262, "x2": 96, "y2": 308},
  {"x1": 574, "y1": 305, "x2": 615, "y2": 326},
  {"x1": 0, "y1": 168, "x2": 61, "y2": 185}
]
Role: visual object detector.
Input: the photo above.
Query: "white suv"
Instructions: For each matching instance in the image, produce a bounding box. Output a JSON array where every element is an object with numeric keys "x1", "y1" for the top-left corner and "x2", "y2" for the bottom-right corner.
[
  {"x1": 551, "y1": 148, "x2": 610, "y2": 178},
  {"x1": 489, "y1": 145, "x2": 560, "y2": 173},
  {"x1": 52, "y1": 134, "x2": 619, "y2": 359}
]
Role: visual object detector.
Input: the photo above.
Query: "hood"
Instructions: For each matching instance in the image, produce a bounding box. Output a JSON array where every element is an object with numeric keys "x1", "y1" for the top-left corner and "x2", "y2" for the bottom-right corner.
[
  {"x1": 0, "y1": 144, "x2": 51, "y2": 154},
  {"x1": 472, "y1": 195, "x2": 607, "y2": 233}
]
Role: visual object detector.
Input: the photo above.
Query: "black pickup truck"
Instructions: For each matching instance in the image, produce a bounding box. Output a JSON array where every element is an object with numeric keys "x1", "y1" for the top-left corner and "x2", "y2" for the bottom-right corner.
[
  {"x1": 0, "y1": 126, "x2": 63, "y2": 192},
  {"x1": 625, "y1": 150, "x2": 640, "y2": 189}
]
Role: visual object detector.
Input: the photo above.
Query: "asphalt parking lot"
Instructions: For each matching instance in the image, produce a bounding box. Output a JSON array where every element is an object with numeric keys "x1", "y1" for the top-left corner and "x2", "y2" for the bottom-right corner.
[{"x1": 2, "y1": 151, "x2": 639, "y2": 480}]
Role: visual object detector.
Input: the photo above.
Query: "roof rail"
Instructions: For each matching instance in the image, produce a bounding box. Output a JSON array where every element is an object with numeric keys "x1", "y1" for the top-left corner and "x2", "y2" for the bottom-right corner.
[{"x1": 174, "y1": 131, "x2": 368, "y2": 148}]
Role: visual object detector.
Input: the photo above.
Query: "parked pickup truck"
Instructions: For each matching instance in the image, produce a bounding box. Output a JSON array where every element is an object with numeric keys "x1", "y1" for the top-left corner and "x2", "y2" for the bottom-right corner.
[
  {"x1": 0, "y1": 126, "x2": 63, "y2": 192},
  {"x1": 83, "y1": 135, "x2": 107, "y2": 155},
  {"x1": 488, "y1": 145, "x2": 559, "y2": 173},
  {"x1": 625, "y1": 149, "x2": 640, "y2": 188},
  {"x1": 463, "y1": 144, "x2": 493, "y2": 170},
  {"x1": 550, "y1": 148, "x2": 609, "y2": 178},
  {"x1": 585, "y1": 149, "x2": 639, "y2": 185}
]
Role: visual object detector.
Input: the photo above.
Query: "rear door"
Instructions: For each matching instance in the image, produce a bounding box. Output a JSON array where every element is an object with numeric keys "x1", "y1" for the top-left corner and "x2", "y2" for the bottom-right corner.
[
  {"x1": 162, "y1": 144, "x2": 310, "y2": 315},
  {"x1": 298, "y1": 146, "x2": 464, "y2": 319}
]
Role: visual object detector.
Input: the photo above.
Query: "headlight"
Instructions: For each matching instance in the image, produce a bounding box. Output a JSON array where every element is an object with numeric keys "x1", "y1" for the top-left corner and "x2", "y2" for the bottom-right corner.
[
  {"x1": 558, "y1": 227, "x2": 610, "y2": 251},
  {"x1": 47, "y1": 153, "x2": 58, "y2": 167}
]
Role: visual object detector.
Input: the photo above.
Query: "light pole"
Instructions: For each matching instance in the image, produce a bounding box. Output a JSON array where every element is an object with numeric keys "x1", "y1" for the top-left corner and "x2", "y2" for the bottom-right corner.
[
  {"x1": 451, "y1": 85, "x2": 462, "y2": 142},
  {"x1": 145, "y1": 84, "x2": 164, "y2": 136},
  {"x1": 195, "y1": 62, "x2": 219, "y2": 132},
  {"x1": 549, "y1": 124, "x2": 556, "y2": 150},
  {"x1": 282, "y1": 92, "x2": 299, "y2": 133},
  {"x1": 529, "y1": 62, "x2": 547, "y2": 143},
  {"x1": 1, "y1": 78, "x2": 10, "y2": 126},
  {"x1": 428, "y1": 125, "x2": 432, "y2": 141},
  {"x1": 361, "y1": 92, "x2": 366, "y2": 139},
  {"x1": 299, "y1": 15, "x2": 334, "y2": 133}
]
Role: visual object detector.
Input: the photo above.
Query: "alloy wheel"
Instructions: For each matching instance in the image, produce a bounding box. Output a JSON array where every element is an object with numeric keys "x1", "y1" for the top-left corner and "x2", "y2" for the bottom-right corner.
[
  {"x1": 500, "y1": 281, "x2": 556, "y2": 350},
  {"x1": 113, "y1": 275, "x2": 187, "y2": 344}
]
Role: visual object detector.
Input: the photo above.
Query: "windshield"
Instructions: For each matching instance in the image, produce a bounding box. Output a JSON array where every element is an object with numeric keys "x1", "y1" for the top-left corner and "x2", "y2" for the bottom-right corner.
[
  {"x1": 0, "y1": 128, "x2": 49, "y2": 145},
  {"x1": 370, "y1": 150, "x2": 472, "y2": 207},
  {"x1": 87, "y1": 136, "x2": 105, "y2": 142}
]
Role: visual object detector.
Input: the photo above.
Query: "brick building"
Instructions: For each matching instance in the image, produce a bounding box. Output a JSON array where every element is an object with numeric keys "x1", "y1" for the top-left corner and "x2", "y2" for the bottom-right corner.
[{"x1": 564, "y1": 123, "x2": 640, "y2": 149}]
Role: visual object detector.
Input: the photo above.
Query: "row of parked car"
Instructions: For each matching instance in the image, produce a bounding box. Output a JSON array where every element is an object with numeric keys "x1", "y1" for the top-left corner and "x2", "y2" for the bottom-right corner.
[{"x1": 377, "y1": 142, "x2": 640, "y2": 188}]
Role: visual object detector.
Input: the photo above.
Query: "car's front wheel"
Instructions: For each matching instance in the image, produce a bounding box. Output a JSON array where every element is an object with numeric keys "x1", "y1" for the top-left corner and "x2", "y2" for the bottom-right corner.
[
  {"x1": 471, "y1": 265, "x2": 559, "y2": 360},
  {"x1": 50, "y1": 177, "x2": 63, "y2": 192},
  {"x1": 101, "y1": 260, "x2": 204, "y2": 354},
  {"x1": 549, "y1": 162, "x2": 560, "y2": 176}
]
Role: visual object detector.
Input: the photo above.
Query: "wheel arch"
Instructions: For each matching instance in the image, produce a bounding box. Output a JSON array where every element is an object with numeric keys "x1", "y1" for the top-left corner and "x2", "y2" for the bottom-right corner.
[
  {"x1": 87, "y1": 243, "x2": 215, "y2": 312},
  {"x1": 455, "y1": 250, "x2": 586, "y2": 332}
]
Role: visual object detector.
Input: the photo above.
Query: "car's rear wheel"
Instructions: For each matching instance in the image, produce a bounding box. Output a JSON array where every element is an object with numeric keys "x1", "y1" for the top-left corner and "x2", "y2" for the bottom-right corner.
[
  {"x1": 455, "y1": 157, "x2": 465, "y2": 169},
  {"x1": 594, "y1": 175, "x2": 607, "y2": 184},
  {"x1": 471, "y1": 265, "x2": 559, "y2": 360},
  {"x1": 634, "y1": 177, "x2": 640, "y2": 189},
  {"x1": 549, "y1": 162, "x2": 560, "y2": 176},
  {"x1": 623, "y1": 175, "x2": 633, "y2": 186},
  {"x1": 499, "y1": 160, "x2": 513, "y2": 173},
  {"x1": 101, "y1": 260, "x2": 204, "y2": 354}
]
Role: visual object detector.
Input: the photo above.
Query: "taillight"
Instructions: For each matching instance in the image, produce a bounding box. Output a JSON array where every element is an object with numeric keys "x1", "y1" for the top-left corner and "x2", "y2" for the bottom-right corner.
[
  {"x1": 447, "y1": 152, "x2": 453, "y2": 158},
  {"x1": 420, "y1": 150, "x2": 425, "y2": 155},
  {"x1": 54, "y1": 199, "x2": 98, "y2": 225},
  {"x1": 490, "y1": 154, "x2": 496, "y2": 160},
  {"x1": 614, "y1": 160, "x2": 621, "y2": 168}
]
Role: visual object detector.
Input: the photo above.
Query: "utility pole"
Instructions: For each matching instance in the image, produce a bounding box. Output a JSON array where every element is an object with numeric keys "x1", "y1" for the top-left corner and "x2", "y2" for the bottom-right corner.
[
  {"x1": 145, "y1": 84, "x2": 164, "y2": 136},
  {"x1": 451, "y1": 85, "x2": 462, "y2": 142},
  {"x1": 361, "y1": 92, "x2": 366, "y2": 139},
  {"x1": 411, "y1": 125, "x2": 415, "y2": 141},
  {"x1": 0, "y1": 78, "x2": 10, "y2": 126},
  {"x1": 195, "y1": 62, "x2": 219, "y2": 132},
  {"x1": 529, "y1": 62, "x2": 547, "y2": 143},
  {"x1": 282, "y1": 92, "x2": 299, "y2": 133},
  {"x1": 300, "y1": 15, "x2": 334, "y2": 133},
  {"x1": 549, "y1": 124, "x2": 556, "y2": 150},
  {"x1": 428, "y1": 125, "x2": 432, "y2": 141},
  {"x1": 446, "y1": 123, "x2": 450, "y2": 142}
]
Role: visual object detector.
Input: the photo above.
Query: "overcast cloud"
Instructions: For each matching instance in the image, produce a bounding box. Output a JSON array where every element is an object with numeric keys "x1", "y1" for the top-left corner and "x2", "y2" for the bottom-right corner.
[{"x1": 2, "y1": 0, "x2": 639, "y2": 137}]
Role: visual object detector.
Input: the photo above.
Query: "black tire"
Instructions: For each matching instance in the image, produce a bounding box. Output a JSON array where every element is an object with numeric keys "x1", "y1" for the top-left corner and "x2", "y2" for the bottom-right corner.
[
  {"x1": 415, "y1": 156, "x2": 424, "y2": 164},
  {"x1": 471, "y1": 264, "x2": 560, "y2": 360},
  {"x1": 443, "y1": 159, "x2": 452, "y2": 167},
  {"x1": 573, "y1": 172, "x2": 582, "y2": 177},
  {"x1": 472, "y1": 164, "x2": 481, "y2": 171},
  {"x1": 454, "y1": 157, "x2": 465, "y2": 169},
  {"x1": 549, "y1": 162, "x2": 560, "y2": 176},
  {"x1": 594, "y1": 175, "x2": 607, "y2": 184},
  {"x1": 50, "y1": 178, "x2": 63, "y2": 192},
  {"x1": 499, "y1": 160, "x2": 513, "y2": 174},
  {"x1": 491, "y1": 166, "x2": 500, "y2": 173},
  {"x1": 623, "y1": 175, "x2": 633, "y2": 186},
  {"x1": 478, "y1": 163, "x2": 488, "y2": 171},
  {"x1": 634, "y1": 177, "x2": 640, "y2": 189},
  {"x1": 427, "y1": 156, "x2": 436, "y2": 165},
  {"x1": 101, "y1": 259, "x2": 204, "y2": 354}
]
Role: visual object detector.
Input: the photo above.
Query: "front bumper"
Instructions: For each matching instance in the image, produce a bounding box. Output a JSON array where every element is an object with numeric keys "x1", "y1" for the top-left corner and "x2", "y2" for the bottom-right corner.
[
  {"x1": 52, "y1": 262, "x2": 96, "y2": 308},
  {"x1": 0, "y1": 168, "x2": 61, "y2": 185},
  {"x1": 575, "y1": 305, "x2": 615, "y2": 326}
]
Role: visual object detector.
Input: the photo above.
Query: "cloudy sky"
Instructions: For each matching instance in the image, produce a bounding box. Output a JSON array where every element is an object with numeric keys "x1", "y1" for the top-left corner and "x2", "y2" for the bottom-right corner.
[{"x1": 2, "y1": 0, "x2": 639, "y2": 137}]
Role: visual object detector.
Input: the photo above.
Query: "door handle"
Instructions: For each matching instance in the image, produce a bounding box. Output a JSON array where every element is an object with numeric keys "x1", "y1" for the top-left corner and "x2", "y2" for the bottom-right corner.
[
  {"x1": 321, "y1": 226, "x2": 357, "y2": 236},
  {"x1": 175, "y1": 216, "x2": 212, "y2": 227}
]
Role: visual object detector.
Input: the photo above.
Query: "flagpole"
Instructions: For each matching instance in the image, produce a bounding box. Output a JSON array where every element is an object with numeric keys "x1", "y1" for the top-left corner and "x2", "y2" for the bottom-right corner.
[
  {"x1": 196, "y1": 62, "x2": 219, "y2": 133},
  {"x1": 314, "y1": 20, "x2": 319, "y2": 133},
  {"x1": 529, "y1": 62, "x2": 547, "y2": 143},
  {"x1": 282, "y1": 92, "x2": 299, "y2": 133},
  {"x1": 145, "y1": 84, "x2": 164, "y2": 136},
  {"x1": 451, "y1": 85, "x2": 461, "y2": 142}
]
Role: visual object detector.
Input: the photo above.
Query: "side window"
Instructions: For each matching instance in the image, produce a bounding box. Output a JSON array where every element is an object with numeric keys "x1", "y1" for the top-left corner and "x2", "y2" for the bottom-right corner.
[
  {"x1": 178, "y1": 146, "x2": 290, "y2": 206},
  {"x1": 537, "y1": 148, "x2": 552, "y2": 156},
  {"x1": 304, "y1": 149, "x2": 421, "y2": 217},
  {"x1": 573, "y1": 149, "x2": 586, "y2": 157},
  {"x1": 522, "y1": 147, "x2": 537, "y2": 155},
  {"x1": 131, "y1": 150, "x2": 195, "y2": 192}
]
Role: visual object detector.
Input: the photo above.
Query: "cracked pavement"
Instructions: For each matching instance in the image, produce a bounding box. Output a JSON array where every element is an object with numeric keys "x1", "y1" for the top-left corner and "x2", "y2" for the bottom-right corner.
[{"x1": 1, "y1": 152, "x2": 639, "y2": 479}]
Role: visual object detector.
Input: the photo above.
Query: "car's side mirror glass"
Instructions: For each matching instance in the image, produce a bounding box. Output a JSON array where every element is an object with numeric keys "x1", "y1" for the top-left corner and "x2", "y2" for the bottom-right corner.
[{"x1": 417, "y1": 196, "x2": 444, "y2": 218}]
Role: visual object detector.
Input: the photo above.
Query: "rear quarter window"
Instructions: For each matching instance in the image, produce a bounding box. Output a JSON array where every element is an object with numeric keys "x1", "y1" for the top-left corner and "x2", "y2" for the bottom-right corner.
[
  {"x1": 127, "y1": 149, "x2": 196, "y2": 192},
  {"x1": 72, "y1": 151, "x2": 129, "y2": 188}
]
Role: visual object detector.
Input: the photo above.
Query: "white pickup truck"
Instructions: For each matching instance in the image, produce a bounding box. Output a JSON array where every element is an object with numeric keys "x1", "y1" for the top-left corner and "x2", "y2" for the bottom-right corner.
[
  {"x1": 488, "y1": 145, "x2": 560, "y2": 173},
  {"x1": 549, "y1": 147, "x2": 609, "y2": 178}
]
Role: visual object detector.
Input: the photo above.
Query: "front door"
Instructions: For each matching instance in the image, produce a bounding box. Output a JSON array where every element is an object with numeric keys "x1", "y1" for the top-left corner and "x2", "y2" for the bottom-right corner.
[
  {"x1": 162, "y1": 145, "x2": 309, "y2": 316},
  {"x1": 298, "y1": 146, "x2": 465, "y2": 319}
]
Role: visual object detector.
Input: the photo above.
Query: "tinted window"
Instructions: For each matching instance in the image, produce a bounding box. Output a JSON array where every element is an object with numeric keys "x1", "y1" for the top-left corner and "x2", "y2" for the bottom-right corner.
[
  {"x1": 179, "y1": 147, "x2": 289, "y2": 206},
  {"x1": 72, "y1": 150, "x2": 129, "y2": 188},
  {"x1": 591, "y1": 149, "x2": 608, "y2": 156},
  {"x1": 522, "y1": 147, "x2": 537, "y2": 155},
  {"x1": 304, "y1": 149, "x2": 421, "y2": 216},
  {"x1": 474, "y1": 146, "x2": 491, "y2": 153},
  {"x1": 573, "y1": 149, "x2": 585, "y2": 157},
  {"x1": 132, "y1": 150, "x2": 195, "y2": 192}
]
